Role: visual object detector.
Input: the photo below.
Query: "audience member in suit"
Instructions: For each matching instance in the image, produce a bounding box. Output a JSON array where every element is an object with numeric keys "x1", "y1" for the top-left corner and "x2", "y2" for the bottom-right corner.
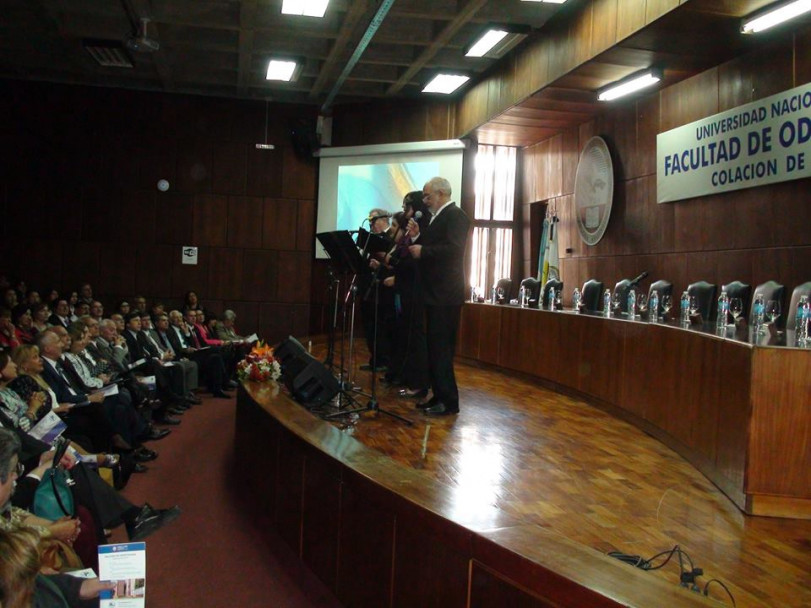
[
  {"x1": 89, "y1": 301, "x2": 104, "y2": 323},
  {"x1": 407, "y1": 177, "x2": 470, "y2": 416},
  {"x1": 121, "y1": 313, "x2": 186, "y2": 424},
  {"x1": 168, "y1": 310, "x2": 230, "y2": 398},
  {"x1": 77, "y1": 283, "x2": 94, "y2": 308},
  {"x1": 48, "y1": 300, "x2": 72, "y2": 329},
  {"x1": 141, "y1": 314, "x2": 199, "y2": 402},
  {"x1": 132, "y1": 295, "x2": 148, "y2": 315}
]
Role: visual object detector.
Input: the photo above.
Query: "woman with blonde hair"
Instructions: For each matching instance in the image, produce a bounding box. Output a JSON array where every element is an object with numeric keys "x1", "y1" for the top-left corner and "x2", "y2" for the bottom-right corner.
[{"x1": 0, "y1": 527, "x2": 40, "y2": 608}]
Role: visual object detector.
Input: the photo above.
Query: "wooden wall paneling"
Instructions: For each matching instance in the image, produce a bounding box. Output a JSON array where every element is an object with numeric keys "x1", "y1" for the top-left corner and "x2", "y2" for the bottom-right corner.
[
  {"x1": 60, "y1": 242, "x2": 101, "y2": 295},
  {"x1": 683, "y1": 251, "x2": 719, "y2": 290},
  {"x1": 301, "y1": 447, "x2": 342, "y2": 591},
  {"x1": 635, "y1": 94, "x2": 659, "y2": 179},
  {"x1": 645, "y1": 0, "x2": 681, "y2": 24},
  {"x1": 172, "y1": 245, "x2": 210, "y2": 297},
  {"x1": 392, "y1": 511, "x2": 471, "y2": 608},
  {"x1": 336, "y1": 474, "x2": 396, "y2": 608},
  {"x1": 98, "y1": 242, "x2": 136, "y2": 298},
  {"x1": 176, "y1": 139, "x2": 213, "y2": 194},
  {"x1": 426, "y1": 102, "x2": 455, "y2": 141},
  {"x1": 750, "y1": 248, "x2": 794, "y2": 292},
  {"x1": 772, "y1": 179, "x2": 811, "y2": 248},
  {"x1": 275, "y1": 428, "x2": 306, "y2": 554},
  {"x1": 458, "y1": 304, "x2": 483, "y2": 360},
  {"x1": 514, "y1": 39, "x2": 550, "y2": 105},
  {"x1": 234, "y1": 393, "x2": 280, "y2": 514},
  {"x1": 104, "y1": 141, "x2": 140, "y2": 193},
  {"x1": 713, "y1": 341, "x2": 751, "y2": 495},
  {"x1": 277, "y1": 251, "x2": 311, "y2": 304},
  {"x1": 730, "y1": 185, "x2": 775, "y2": 251},
  {"x1": 575, "y1": 315, "x2": 623, "y2": 404},
  {"x1": 123, "y1": 190, "x2": 157, "y2": 244},
  {"x1": 281, "y1": 147, "x2": 316, "y2": 201},
  {"x1": 499, "y1": 308, "x2": 535, "y2": 376},
  {"x1": 11, "y1": 239, "x2": 60, "y2": 292},
  {"x1": 616, "y1": 0, "x2": 647, "y2": 40},
  {"x1": 573, "y1": 2, "x2": 595, "y2": 67},
  {"x1": 137, "y1": 141, "x2": 177, "y2": 192},
  {"x1": 547, "y1": 21, "x2": 578, "y2": 84},
  {"x1": 607, "y1": 104, "x2": 637, "y2": 181},
  {"x1": 212, "y1": 141, "x2": 248, "y2": 195},
  {"x1": 470, "y1": 562, "x2": 557, "y2": 608},
  {"x1": 259, "y1": 303, "x2": 310, "y2": 344},
  {"x1": 748, "y1": 348, "x2": 811, "y2": 499},
  {"x1": 208, "y1": 248, "x2": 244, "y2": 301},
  {"x1": 81, "y1": 185, "x2": 115, "y2": 243},
  {"x1": 242, "y1": 249, "x2": 278, "y2": 303},
  {"x1": 477, "y1": 305, "x2": 502, "y2": 366},
  {"x1": 673, "y1": 198, "x2": 706, "y2": 252},
  {"x1": 154, "y1": 193, "x2": 194, "y2": 245},
  {"x1": 590, "y1": 0, "x2": 619, "y2": 57},
  {"x1": 619, "y1": 177, "x2": 647, "y2": 255},
  {"x1": 296, "y1": 199, "x2": 315, "y2": 252},
  {"x1": 246, "y1": 147, "x2": 284, "y2": 198},
  {"x1": 227, "y1": 195, "x2": 263, "y2": 249},
  {"x1": 560, "y1": 127, "x2": 579, "y2": 196},
  {"x1": 659, "y1": 68, "x2": 719, "y2": 132},
  {"x1": 262, "y1": 198, "x2": 298, "y2": 251},
  {"x1": 715, "y1": 249, "x2": 754, "y2": 288},
  {"x1": 192, "y1": 194, "x2": 228, "y2": 247},
  {"x1": 135, "y1": 245, "x2": 175, "y2": 298},
  {"x1": 797, "y1": 24, "x2": 811, "y2": 83}
]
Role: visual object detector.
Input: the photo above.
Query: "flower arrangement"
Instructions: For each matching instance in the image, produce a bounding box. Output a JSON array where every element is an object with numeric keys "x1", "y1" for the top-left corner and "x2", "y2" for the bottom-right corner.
[{"x1": 236, "y1": 341, "x2": 282, "y2": 383}]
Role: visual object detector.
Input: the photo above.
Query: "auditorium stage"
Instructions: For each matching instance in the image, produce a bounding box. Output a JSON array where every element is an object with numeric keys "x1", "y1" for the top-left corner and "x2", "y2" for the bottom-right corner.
[{"x1": 235, "y1": 343, "x2": 811, "y2": 608}]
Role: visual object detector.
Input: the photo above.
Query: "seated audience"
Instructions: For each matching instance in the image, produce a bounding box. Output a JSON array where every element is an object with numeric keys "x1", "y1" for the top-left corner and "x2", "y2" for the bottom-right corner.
[
  {"x1": 10, "y1": 306, "x2": 35, "y2": 345},
  {"x1": 31, "y1": 302, "x2": 51, "y2": 334}
]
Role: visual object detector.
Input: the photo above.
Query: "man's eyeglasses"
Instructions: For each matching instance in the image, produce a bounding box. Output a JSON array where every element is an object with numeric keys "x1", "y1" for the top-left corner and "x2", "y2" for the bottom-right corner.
[{"x1": 15, "y1": 462, "x2": 24, "y2": 477}]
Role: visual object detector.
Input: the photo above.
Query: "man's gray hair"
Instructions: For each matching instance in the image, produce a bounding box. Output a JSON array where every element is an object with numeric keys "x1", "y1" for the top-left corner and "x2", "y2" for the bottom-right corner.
[
  {"x1": 34, "y1": 329, "x2": 58, "y2": 351},
  {"x1": 427, "y1": 177, "x2": 452, "y2": 197},
  {"x1": 100, "y1": 319, "x2": 117, "y2": 330},
  {"x1": 0, "y1": 427, "x2": 21, "y2": 484},
  {"x1": 223, "y1": 310, "x2": 237, "y2": 321}
]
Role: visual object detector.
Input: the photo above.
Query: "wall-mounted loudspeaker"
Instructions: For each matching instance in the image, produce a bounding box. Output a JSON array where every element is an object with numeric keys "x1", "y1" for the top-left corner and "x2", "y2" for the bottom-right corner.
[{"x1": 275, "y1": 336, "x2": 339, "y2": 408}]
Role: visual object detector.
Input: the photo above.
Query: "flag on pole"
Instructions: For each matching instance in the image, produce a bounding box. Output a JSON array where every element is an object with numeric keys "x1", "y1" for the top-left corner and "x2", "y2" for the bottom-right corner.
[
  {"x1": 536, "y1": 216, "x2": 550, "y2": 282},
  {"x1": 544, "y1": 216, "x2": 560, "y2": 283}
]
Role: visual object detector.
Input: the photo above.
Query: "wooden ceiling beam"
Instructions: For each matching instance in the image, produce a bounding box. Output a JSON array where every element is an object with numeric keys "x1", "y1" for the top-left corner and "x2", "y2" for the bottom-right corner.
[{"x1": 385, "y1": 0, "x2": 489, "y2": 96}]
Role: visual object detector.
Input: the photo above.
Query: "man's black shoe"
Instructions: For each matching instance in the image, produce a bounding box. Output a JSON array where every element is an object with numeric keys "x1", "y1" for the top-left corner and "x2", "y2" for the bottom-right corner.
[
  {"x1": 168, "y1": 406, "x2": 186, "y2": 416},
  {"x1": 155, "y1": 416, "x2": 181, "y2": 426},
  {"x1": 144, "y1": 428, "x2": 171, "y2": 441},
  {"x1": 225, "y1": 380, "x2": 239, "y2": 389},
  {"x1": 423, "y1": 401, "x2": 459, "y2": 416},
  {"x1": 133, "y1": 463, "x2": 149, "y2": 473},
  {"x1": 185, "y1": 394, "x2": 202, "y2": 405},
  {"x1": 416, "y1": 396, "x2": 438, "y2": 410},
  {"x1": 133, "y1": 448, "x2": 158, "y2": 462},
  {"x1": 126, "y1": 504, "x2": 182, "y2": 541}
]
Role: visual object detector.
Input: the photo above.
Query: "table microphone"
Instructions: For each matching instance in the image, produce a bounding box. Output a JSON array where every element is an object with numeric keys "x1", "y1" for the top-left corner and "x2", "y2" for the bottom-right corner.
[{"x1": 628, "y1": 271, "x2": 649, "y2": 286}]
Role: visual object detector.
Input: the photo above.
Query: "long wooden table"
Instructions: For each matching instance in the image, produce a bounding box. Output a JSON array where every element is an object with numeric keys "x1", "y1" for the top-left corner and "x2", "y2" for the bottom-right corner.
[{"x1": 458, "y1": 303, "x2": 811, "y2": 519}]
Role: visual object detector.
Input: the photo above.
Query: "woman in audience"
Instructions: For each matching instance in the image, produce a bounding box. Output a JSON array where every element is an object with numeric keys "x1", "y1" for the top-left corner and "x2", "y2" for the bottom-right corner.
[
  {"x1": 11, "y1": 305, "x2": 35, "y2": 345},
  {"x1": 25, "y1": 291, "x2": 40, "y2": 307},
  {"x1": 9, "y1": 345, "x2": 62, "y2": 423},
  {"x1": 31, "y1": 302, "x2": 51, "y2": 334},
  {"x1": 0, "y1": 308, "x2": 21, "y2": 349},
  {"x1": 45, "y1": 288, "x2": 60, "y2": 306},
  {"x1": 67, "y1": 291, "x2": 79, "y2": 320},
  {"x1": 0, "y1": 350, "x2": 48, "y2": 432},
  {"x1": 116, "y1": 300, "x2": 131, "y2": 316},
  {"x1": 3, "y1": 288, "x2": 18, "y2": 310},
  {"x1": 183, "y1": 291, "x2": 199, "y2": 313}
]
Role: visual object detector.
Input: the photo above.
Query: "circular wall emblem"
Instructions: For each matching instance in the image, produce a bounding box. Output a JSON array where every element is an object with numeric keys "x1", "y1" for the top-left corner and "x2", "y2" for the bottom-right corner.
[{"x1": 574, "y1": 136, "x2": 614, "y2": 246}]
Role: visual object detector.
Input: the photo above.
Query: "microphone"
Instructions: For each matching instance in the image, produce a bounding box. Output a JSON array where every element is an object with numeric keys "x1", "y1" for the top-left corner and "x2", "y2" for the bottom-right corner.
[
  {"x1": 628, "y1": 271, "x2": 649, "y2": 287},
  {"x1": 403, "y1": 210, "x2": 423, "y2": 246},
  {"x1": 414, "y1": 211, "x2": 423, "y2": 221}
]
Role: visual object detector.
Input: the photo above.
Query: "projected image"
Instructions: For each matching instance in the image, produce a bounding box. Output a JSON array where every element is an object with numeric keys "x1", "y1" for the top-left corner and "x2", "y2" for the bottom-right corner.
[{"x1": 337, "y1": 161, "x2": 438, "y2": 231}]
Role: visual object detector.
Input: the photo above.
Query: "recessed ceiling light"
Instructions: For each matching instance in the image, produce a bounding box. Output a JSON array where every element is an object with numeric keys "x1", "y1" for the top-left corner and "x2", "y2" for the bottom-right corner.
[
  {"x1": 465, "y1": 25, "x2": 530, "y2": 59},
  {"x1": 266, "y1": 59, "x2": 298, "y2": 81},
  {"x1": 598, "y1": 69, "x2": 662, "y2": 101},
  {"x1": 741, "y1": 0, "x2": 811, "y2": 33},
  {"x1": 422, "y1": 74, "x2": 470, "y2": 95},
  {"x1": 281, "y1": 0, "x2": 330, "y2": 18}
]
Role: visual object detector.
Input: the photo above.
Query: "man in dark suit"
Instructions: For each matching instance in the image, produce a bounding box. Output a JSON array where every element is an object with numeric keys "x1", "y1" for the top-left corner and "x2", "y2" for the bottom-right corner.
[
  {"x1": 407, "y1": 177, "x2": 470, "y2": 416},
  {"x1": 48, "y1": 299, "x2": 72, "y2": 328}
]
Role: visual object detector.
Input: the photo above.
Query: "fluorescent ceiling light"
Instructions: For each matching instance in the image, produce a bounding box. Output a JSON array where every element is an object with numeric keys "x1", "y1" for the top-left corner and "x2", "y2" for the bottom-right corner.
[
  {"x1": 598, "y1": 70, "x2": 662, "y2": 101},
  {"x1": 466, "y1": 30, "x2": 509, "y2": 57},
  {"x1": 281, "y1": 0, "x2": 329, "y2": 18},
  {"x1": 741, "y1": 0, "x2": 811, "y2": 33},
  {"x1": 266, "y1": 59, "x2": 298, "y2": 81},
  {"x1": 422, "y1": 74, "x2": 470, "y2": 95}
]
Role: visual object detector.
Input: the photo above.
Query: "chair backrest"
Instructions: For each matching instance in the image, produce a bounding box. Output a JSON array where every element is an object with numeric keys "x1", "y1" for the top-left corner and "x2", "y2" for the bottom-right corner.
[
  {"x1": 750, "y1": 280, "x2": 785, "y2": 328},
  {"x1": 520, "y1": 277, "x2": 541, "y2": 308},
  {"x1": 786, "y1": 282, "x2": 811, "y2": 330},
  {"x1": 647, "y1": 280, "x2": 673, "y2": 314},
  {"x1": 721, "y1": 281, "x2": 751, "y2": 320},
  {"x1": 541, "y1": 279, "x2": 563, "y2": 309},
  {"x1": 581, "y1": 279, "x2": 604, "y2": 312},
  {"x1": 687, "y1": 281, "x2": 717, "y2": 322},
  {"x1": 495, "y1": 278, "x2": 512, "y2": 302},
  {"x1": 613, "y1": 279, "x2": 632, "y2": 313}
]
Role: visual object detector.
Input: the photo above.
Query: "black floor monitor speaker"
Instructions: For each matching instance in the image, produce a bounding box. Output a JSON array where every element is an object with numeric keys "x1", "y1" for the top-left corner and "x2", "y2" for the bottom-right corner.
[{"x1": 275, "y1": 336, "x2": 339, "y2": 408}]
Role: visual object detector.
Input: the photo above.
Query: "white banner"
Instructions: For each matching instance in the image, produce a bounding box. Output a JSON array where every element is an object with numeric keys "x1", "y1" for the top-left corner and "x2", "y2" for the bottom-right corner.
[{"x1": 657, "y1": 82, "x2": 811, "y2": 203}]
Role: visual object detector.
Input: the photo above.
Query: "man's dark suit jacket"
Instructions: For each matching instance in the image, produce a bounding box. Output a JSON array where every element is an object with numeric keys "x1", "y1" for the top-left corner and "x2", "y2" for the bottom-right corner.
[
  {"x1": 41, "y1": 359, "x2": 88, "y2": 404},
  {"x1": 122, "y1": 330, "x2": 159, "y2": 362},
  {"x1": 48, "y1": 314, "x2": 70, "y2": 328},
  {"x1": 417, "y1": 203, "x2": 471, "y2": 306}
]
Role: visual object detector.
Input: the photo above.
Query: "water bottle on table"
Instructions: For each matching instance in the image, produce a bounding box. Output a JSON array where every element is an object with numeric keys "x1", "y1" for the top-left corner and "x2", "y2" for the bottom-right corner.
[
  {"x1": 627, "y1": 288, "x2": 636, "y2": 318},
  {"x1": 680, "y1": 291, "x2": 690, "y2": 323},
  {"x1": 548, "y1": 286, "x2": 556, "y2": 311},
  {"x1": 753, "y1": 292, "x2": 765, "y2": 332},
  {"x1": 649, "y1": 290, "x2": 659, "y2": 323},
  {"x1": 603, "y1": 289, "x2": 611, "y2": 316},
  {"x1": 716, "y1": 289, "x2": 729, "y2": 328},
  {"x1": 572, "y1": 287, "x2": 581, "y2": 313},
  {"x1": 519, "y1": 285, "x2": 527, "y2": 308}
]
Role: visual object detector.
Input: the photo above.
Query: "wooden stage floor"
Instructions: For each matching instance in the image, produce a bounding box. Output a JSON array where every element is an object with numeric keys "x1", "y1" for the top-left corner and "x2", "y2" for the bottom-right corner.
[{"x1": 310, "y1": 344, "x2": 811, "y2": 608}]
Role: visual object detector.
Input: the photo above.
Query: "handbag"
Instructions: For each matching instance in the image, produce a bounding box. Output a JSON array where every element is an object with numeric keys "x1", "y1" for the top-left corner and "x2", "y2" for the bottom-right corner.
[{"x1": 32, "y1": 439, "x2": 75, "y2": 520}]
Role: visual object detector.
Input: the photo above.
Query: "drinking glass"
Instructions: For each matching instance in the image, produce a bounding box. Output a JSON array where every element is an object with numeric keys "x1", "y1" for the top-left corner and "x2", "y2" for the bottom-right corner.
[
  {"x1": 496, "y1": 286, "x2": 505, "y2": 303},
  {"x1": 611, "y1": 292, "x2": 621, "y2": 314},
  {"x1": 765, "y1": 300, "x2": 781, "y2": 325},
  {"x1": 729, "y1": 297, "x2": 743, "y2": 322},
  {"x1": 637, "y1": 293, "x2": 648, "y2": 317},
  {"x1": 661, "y1": 295, "x2": 673, "y2": 319},
  {"x1": 554, "y1": 290, "x2": 562, "y2": 311},
  {"x1": 689, "y1": 296, "x2": 700, "y2": 318}
]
